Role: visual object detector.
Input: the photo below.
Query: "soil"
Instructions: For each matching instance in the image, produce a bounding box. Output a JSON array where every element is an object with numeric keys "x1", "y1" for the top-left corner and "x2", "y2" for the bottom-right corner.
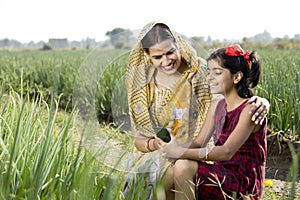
[{"x1": 265, "y1": 135, "x2": 300, "y2": 198}]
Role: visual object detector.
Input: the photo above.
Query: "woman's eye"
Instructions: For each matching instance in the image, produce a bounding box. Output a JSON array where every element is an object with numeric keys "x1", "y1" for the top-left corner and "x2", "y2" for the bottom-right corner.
[
  {"x1": 153, "y1": 56, "x2": 162, "y2": 59},
  {"x1": 151, "y1": 49, "x2": 175, "y2": 59},
  {"x1": 166, "y1": 50, "x2": 174, "y2": 55}
]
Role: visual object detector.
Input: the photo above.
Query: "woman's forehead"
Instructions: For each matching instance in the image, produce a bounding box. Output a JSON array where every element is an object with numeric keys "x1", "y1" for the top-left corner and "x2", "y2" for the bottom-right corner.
[{"x1": 148, "y1": 39, "x2": 176, "y2": 53}]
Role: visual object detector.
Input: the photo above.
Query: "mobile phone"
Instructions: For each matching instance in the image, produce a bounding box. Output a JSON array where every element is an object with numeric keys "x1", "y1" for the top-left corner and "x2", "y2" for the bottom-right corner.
[{"x1": 154, "y1": 127, "x2": 171, "y2": 143}]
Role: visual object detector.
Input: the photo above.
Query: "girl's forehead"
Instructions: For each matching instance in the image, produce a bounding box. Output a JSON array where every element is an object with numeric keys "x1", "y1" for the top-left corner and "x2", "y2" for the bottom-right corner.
[{"x1": 208, "y1": 60, "x2": 222, "y2": 68}]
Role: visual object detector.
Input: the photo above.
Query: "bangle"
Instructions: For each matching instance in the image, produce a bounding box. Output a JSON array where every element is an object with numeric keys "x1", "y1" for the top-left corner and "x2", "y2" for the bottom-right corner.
[
  {"x1": 145, "y1": 137, "x2": 154, "y2": 152},
  {"x1": 149, "y1": 138, "x2": 156, "y2": 151}
]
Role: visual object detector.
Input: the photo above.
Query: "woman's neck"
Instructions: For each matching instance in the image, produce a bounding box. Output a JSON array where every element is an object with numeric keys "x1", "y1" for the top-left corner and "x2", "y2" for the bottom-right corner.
[
  {"x1": 154, "y1": 61, "x2": 188, "y2": 89},
  {"x1": 155, "y1": 70, "x2": 180, "y2": 89}
]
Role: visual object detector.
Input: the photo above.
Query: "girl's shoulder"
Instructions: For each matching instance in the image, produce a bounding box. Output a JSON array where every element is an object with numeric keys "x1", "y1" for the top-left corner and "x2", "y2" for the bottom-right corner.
[
  {"x1": 228, "y1": 99, "x2": 251, "y2": 118},
  {"x1": 239, "y1": 100, "x2": 262, "y2": 130},
  {"x1": 240, "y1": 100, "x2": 262, "y2": 124}
]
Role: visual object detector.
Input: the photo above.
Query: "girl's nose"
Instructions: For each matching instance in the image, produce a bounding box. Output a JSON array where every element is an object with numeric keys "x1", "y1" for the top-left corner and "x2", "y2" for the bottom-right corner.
[{"x1": 207, "y1": 73, "x2": 214, "y2": 82}]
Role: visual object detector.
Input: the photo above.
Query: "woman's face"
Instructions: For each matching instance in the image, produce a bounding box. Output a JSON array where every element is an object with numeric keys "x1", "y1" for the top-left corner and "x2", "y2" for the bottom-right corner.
[
  {"x1": 207, "y1": 59, "x2": 235, "y2": 95},
  {"x1": 147, "y1": 39, "x2": 181, "y2": 75}
]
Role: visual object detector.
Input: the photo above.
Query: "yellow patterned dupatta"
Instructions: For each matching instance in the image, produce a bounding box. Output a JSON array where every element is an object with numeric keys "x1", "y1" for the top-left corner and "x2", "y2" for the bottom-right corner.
[{"x1": 125, "y1": 21, "x2": 211, "y2": 143}]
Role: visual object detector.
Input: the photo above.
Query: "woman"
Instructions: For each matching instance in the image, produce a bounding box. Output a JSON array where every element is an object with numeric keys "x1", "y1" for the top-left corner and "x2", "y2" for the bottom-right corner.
[
  {"x1": 160, "y1": 44, "x2": 267, "y2": 199},
  {"x1": 124, "y1": 21, "x2": 269, "y2": 199}
]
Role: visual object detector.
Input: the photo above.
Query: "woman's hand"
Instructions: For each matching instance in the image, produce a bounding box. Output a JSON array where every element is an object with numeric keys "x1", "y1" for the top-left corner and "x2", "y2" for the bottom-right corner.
[
  {"x1": 156, "y1": 133, "x2": 186, "y2": 159},
  {"x1": 248, "y1": 96, "x2": 270, "y2": 125}
]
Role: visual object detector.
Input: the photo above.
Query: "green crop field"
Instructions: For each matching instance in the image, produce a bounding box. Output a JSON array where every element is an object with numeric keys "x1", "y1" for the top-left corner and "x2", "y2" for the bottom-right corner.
[{"x1": 0, "y1": 48, "x2": 299, "y2": 199}]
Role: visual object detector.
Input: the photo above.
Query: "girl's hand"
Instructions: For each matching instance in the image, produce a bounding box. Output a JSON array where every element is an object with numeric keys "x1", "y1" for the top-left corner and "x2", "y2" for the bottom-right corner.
[{"x1": 248, "y1": 96, "x2": 270, "y2": 125}]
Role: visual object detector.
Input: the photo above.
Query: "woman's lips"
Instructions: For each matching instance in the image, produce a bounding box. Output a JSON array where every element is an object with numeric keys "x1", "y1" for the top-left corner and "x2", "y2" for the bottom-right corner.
[{"x1": 162, "y1": 62, "x2": 176, "y2": 71}]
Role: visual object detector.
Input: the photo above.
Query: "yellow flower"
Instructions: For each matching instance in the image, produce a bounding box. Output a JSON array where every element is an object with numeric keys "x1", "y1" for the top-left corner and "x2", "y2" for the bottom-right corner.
[{"x1": 264, "y1": 179, "x2": 274, "y2": 187}]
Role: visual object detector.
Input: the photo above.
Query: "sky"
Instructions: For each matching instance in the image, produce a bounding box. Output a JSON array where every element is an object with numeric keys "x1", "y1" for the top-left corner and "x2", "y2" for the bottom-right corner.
[{"x1": 0, "y1": 0, "x2": 299, "y2": 43}]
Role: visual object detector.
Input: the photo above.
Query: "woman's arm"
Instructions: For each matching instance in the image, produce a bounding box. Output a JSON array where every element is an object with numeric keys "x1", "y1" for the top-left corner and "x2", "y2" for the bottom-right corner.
[{"x1": 131, "y1": 128, "x2": 157, "y2": 153}]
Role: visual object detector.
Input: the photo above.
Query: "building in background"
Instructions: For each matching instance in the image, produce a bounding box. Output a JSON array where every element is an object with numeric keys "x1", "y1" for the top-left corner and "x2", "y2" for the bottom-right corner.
[{"x1": 48, "y1": 38, "x2": 69, "y2": 49}]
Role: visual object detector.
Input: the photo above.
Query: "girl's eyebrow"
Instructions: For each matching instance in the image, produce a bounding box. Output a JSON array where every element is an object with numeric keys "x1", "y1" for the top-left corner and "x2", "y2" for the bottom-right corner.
[{"x1": 208, "y1": 67, "x2": 223, "y2": 70}]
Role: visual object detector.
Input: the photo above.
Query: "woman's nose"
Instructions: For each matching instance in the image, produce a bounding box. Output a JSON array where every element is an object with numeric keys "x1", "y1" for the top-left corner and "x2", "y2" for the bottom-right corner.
[{"x1": 161, "y1": 55, "x2": 171, "y2": 66}]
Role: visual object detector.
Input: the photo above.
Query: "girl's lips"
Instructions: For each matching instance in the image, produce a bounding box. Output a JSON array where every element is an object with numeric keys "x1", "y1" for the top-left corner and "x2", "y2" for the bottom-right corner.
[{"x1": 209, "y1": 83, "x2": 218, "y2": 88}]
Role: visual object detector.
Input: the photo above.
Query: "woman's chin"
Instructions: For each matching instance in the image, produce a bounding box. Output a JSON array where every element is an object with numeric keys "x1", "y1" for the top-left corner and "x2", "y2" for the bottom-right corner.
[{"x1": 160, "y1": 67, "x2": 178, "y2": 75}]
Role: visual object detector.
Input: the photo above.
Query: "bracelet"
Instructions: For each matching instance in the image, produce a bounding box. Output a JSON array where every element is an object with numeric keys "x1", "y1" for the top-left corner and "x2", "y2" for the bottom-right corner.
[
  {"x1": 198, "y1": 147, "x2": 209, "y2": 160},
  {"x1": 205, "y1": 147, "x2": 209, "y2": 161}
]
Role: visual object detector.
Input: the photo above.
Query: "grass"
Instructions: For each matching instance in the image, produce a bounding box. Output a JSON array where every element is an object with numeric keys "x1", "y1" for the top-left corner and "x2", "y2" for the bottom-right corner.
[
  {"x1": 0, "y1": 88, "x2": 135, "y2": 199},
  {"x1": 0, "y1": 88, "x2": 298, "y2": 199},
  {"x1": 0, "y1": 48, "x2": 299, "y2": 199}
]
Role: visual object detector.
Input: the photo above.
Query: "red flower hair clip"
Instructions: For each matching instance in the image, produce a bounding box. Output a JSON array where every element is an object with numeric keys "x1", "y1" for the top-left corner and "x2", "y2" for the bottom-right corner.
[{"x1": 225, "y1": 44, "x2": 251, "y2": 68}]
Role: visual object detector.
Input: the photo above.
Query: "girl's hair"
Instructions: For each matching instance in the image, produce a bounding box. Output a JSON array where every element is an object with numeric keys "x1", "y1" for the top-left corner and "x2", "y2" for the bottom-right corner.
[
  {"x1": 141, "y1": 23, "x2": 175, "y2": 53},
  {"x1": 207, "y1": 47, "x2": 261, "y2": 98}
]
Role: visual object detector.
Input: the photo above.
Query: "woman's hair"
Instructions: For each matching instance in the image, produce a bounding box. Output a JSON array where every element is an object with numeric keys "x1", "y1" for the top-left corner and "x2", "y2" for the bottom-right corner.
[
  {"x1": 207, "y1": 47, "x2": 261, "y2": 98},
  {"x1": 141, "y1": 23, "x2": 175, "y2": 53}
]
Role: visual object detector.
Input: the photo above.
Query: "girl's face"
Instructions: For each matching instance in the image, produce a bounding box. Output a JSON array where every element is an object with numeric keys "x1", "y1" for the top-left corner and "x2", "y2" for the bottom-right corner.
[
  {"x1": 147, "y1": 39, "x2": 181, "y2": 75},
  {"x1": 207, "y1": 59, "x2": 235, "y2": 95}
]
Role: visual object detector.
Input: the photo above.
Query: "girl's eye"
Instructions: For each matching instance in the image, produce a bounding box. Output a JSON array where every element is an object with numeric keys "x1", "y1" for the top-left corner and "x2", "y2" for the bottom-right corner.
[{"x1": 213, "y1": 70, "x2": 222, "y2": 75}]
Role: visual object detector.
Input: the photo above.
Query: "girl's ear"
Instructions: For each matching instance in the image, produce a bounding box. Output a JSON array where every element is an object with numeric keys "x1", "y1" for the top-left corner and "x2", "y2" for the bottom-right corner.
[{"x1": 233, "y1": 71, "x2": 243, "y2": 84}]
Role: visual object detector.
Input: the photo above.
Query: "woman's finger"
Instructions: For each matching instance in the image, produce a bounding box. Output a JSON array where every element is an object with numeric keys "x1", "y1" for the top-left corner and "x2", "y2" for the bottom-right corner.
[
  {"x1": 153, "y1": 136, "x2": 164, "y2": 149},
  {"x1": 169, "y1": 133, "x2": 175, "y2": 140},
  {"x1": 248, "y1": 96, "x2": 257, "y2": 104}
]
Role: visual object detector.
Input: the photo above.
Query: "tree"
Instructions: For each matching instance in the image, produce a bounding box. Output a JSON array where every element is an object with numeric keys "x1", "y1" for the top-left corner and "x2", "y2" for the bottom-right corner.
[
  {"x1": 250, "y1": 30, "x2": 273, "y2": 44},
  {"x1": 294, "y1": 34, "x2": 300, "y2": 40},
  {"x1": 105, "y1": 28, "x2": 133, "y2": 49}
]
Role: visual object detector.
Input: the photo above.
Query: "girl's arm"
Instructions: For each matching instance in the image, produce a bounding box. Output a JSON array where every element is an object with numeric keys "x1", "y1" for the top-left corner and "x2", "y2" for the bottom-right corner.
[
  {"x1": 188, "y1": 97, "x2": 220, "y2": 148},
  {"x1": 161, "y1": 104, "x2": 261, "y2": 161}
]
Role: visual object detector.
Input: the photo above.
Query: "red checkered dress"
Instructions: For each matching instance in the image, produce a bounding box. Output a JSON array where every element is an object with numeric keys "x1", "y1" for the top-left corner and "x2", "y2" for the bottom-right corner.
[{"x1": 196, "y1": 99, "x2": 267, "y2": 200}]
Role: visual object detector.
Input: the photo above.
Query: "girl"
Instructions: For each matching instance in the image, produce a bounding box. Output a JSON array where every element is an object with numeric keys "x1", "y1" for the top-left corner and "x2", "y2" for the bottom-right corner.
[{"x1": 160, "y1": 44, "x2": 267, "y2": 199}]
